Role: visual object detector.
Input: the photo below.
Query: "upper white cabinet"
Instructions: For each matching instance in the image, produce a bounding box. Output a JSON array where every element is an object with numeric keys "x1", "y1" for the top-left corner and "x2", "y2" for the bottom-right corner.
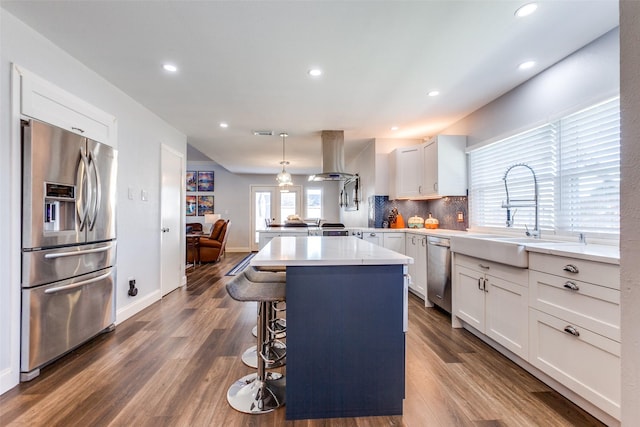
[
  {"x1": 16, "y1": 65, "x2": 117, "y2": 146},
  {"x1": 389, "y1": 135, "x2": 467, "y2": 200}
]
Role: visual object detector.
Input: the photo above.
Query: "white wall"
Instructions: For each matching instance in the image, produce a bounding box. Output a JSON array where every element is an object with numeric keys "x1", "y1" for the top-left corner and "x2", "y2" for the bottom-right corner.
[
  {"x1": 0, "y1": 10, "x2": 186, "y2": 394},
  {"x1": 620, "y1": 2, "x2": 640, "y2": 424},
  {"x1": 444, "y1": 28, "x2": 620, "y2": 147},
  {"x1": 186, "y1": 160, "x2": 340, "y2": 250}
]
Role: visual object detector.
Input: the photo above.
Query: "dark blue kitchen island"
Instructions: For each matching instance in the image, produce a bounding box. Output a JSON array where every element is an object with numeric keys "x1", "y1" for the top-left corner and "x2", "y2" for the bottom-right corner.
[{"x1": 251, "y1": 236, "x2": 413, "y2": 420}]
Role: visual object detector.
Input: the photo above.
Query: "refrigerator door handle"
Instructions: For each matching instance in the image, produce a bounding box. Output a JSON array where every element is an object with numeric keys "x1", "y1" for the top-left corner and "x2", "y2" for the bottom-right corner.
[
  {"x1": 87, "y1": 149, "x2": 101, "y2": 231},
  {"x1": 44, "y1": 244, "x2": 114, "y2": 259},
  {"x1": 76, "y1": 148, "x2": 90, "y2": 231},
  {"x1": 44, "y1": 271, "x2": 112, "y2": 294}
]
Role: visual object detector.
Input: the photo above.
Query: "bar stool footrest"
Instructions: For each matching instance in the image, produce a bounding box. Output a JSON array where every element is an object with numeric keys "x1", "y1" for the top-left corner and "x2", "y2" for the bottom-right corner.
[{"x1": 241, "y1": 343, "x2": 286, "y2": 369}]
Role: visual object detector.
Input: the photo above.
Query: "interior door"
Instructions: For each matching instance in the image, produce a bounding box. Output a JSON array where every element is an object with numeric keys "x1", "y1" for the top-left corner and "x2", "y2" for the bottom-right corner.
[
  {"x1": 160, "y1": 145, "x2": 183, "y2": 296},
  {"x1": 250, "y1": 185, "x2": 302, "y2": 251}
]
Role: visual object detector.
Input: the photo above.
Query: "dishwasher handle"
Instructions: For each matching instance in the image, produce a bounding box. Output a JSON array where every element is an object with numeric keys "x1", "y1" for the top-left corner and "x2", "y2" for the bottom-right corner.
[{"x1": 427, "y1": 238, "x2": 450, "y2": 248}]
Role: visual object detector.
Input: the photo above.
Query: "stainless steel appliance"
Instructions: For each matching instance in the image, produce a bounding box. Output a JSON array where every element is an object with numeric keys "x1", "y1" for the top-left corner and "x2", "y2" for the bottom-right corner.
[
  {"x1": 427, "y1": 236, "x2": 452, "y2": 313},
  {"x1": 21, "y1": 119, "x2": 117, "y2": 381},
  {"x1": 320, "y1": 223, "x2": 349, "y2": 236}
]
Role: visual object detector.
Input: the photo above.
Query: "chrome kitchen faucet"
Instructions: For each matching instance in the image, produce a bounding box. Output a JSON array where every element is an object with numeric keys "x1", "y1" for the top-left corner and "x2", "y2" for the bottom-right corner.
[{"x1": 501, "y1": 163, "x2": 540, "y2": 239}]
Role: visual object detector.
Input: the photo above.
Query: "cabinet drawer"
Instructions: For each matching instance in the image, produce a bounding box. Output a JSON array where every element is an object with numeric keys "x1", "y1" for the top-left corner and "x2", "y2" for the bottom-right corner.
[
  {"x1": 529, "y1": 308, "x2": 620, "y2": 419},
  {"x1": 529, "y1": 271, "x2": 620, "y2": 341},
  {"x1": 455, "y1": 253, "x2": 528, "y2": 285},
  {"x1": 529, "y1": 253, "x2": 619, "y2": 289}
]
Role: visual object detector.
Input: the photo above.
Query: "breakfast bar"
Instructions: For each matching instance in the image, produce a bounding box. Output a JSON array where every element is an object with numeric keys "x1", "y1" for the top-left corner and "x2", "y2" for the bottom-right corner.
[{"x1": 251, "y1": 235, "x2": 413, "y2": 420}]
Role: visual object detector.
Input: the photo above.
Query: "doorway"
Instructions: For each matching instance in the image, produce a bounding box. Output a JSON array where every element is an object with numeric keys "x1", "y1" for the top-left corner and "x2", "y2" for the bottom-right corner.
[
  {"x1": 250, "y1": 185, "x2": 302, "y2": 251},
  {"x1": 160, "y1": 144, "x2": 184, "y2": 296}
]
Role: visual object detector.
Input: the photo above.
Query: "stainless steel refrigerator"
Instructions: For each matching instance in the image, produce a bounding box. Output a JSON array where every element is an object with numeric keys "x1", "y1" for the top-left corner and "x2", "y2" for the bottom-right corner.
[{"x1": 21, "y1": 118, "x2": 117, "y2": 381}]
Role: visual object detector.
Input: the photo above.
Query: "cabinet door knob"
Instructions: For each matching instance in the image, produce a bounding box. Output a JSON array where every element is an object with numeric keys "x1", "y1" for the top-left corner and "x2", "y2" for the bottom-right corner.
[
  {"x1": 563, "y1": 281, "x2": 580, "y2": 291},
  {"x1": 563, "y1": 264, "x2": 579, "y2": 274},
  {"x1": 564, "y1": 325, "x2": 580, "y2": 337}
]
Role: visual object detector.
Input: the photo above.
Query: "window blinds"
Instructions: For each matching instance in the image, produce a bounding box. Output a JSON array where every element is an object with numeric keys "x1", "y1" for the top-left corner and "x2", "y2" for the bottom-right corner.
[
  {"x1": 469, "y1": 96, "x2": 620, "y2": 238},
  {"x1": 558, "y1": 97, "x2": 620, "y2": 235}
]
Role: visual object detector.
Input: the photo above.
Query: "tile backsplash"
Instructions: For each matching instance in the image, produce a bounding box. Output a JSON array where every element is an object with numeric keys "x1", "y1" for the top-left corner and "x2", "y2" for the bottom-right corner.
[{"x1": 368, "y1": 196, "x2": 468, "y2": 231}]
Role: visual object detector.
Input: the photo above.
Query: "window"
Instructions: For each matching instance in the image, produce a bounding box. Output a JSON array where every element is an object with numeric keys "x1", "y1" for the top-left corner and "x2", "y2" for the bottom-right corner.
[
  {"x1": 306, "y1": 188, "x2": 322, "y2": 220},
  {"x1": 469, "y1": 97, "x2": 620, "y2": 238}
]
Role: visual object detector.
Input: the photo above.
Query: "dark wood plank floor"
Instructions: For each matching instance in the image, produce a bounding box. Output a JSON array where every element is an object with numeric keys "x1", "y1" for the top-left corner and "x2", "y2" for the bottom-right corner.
[{"x1": 0, "y1": 252, "x2": 605, "y2": 426}]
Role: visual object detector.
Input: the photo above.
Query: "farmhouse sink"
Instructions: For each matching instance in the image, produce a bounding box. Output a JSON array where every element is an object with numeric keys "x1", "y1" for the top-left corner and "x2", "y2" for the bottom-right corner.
[{"x1": 449, "y1": 235, "x2": 539, "y2": 268}]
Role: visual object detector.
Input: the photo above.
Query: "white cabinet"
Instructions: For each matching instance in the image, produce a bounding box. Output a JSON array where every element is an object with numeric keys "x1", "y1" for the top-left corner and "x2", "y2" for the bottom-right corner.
[
  {"x1": 452, "y1": 253, "x2": 529, "y2": 359},
  {"x1": 405, "y1": 233, "x2": 427, "y2": 300},
  {"x1": 16, "y1": 65, "x2": 117, "y2": 146},
  {"x1": 389, "y1": 135, "x2": 467, "y2": 200},
  {"x1": 421, "y1": 136, "x2": 467, "y2": 198},
  {"x1": 362, "y1": 231, "x2": 382, "y2": 246},
  {"x1": 389, "y1": 146, "x2": 422, "y2": 199},
  {"x1": 383, "y1": 232, "x2": 405, "y2": 254},
  {"x1": 528, "y1": 253, "x2": 620, "y2": 419},
  {"x1": 258, "y1": 230, "x2": 308, "y2": 249}
]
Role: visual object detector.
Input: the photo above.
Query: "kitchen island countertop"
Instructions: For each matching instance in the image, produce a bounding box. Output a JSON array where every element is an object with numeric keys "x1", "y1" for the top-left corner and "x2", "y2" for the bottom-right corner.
[{"x1": 251, "y1": 235, "x2": 413, "y2": 267}]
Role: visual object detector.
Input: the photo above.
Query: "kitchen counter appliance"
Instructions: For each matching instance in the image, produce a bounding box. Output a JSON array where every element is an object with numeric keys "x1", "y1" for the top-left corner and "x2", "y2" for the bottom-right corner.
[
  {"x1": 20, "y1": 119, "x2": 117, "y2": 381},
  {"x1": 319, "y1": 222, "x2": 349, "y2": 236},
  {"x1": 427, "y1": 236, "x2": 452, "y2": 313}
]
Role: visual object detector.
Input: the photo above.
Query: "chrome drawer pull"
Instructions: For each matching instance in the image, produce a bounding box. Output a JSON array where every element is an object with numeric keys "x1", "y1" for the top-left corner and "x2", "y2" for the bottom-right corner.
[
  {"x1": 564, "y1": 325, "x2": 580, "y2": 337},
  {"x1": 563, "y1": 281, "x2": 580, "y2": 291},
  {"x1": 563, "y1": 264, "x2": 579, "y2": 274}
]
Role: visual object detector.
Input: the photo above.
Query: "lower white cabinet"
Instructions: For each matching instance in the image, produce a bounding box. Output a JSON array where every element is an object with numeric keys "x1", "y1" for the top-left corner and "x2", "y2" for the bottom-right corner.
[
  {"x1": 258, "y1": 230, "x2": 308, "y2": 249},
  {"x1": 362, "y1": 231, "x2": 382, "y2": 246},
  {"x1": 528, "y1": 252, "x2": 621, "y2": 420},
  {"x1": 529, "y1": 308, "x2": 620, "y2": 419},
  {"x1": 383, "y1": 232, "x2": 405, "y2": 254},
  {"x1": 405, "y1": 233, "x2": 427, "y2": 300},
  {"x1": 453, "y1": 254, "x2": 529, "y2": 359}
]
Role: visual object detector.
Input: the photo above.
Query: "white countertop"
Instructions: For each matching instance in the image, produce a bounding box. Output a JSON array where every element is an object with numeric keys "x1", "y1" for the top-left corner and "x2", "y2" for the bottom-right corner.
[
  {"x1": 251, "y1": 236, "x2": 413, "y2": 267},
  {"x1": 522, "y1": 241, "x2": 619, "y2": 264}
]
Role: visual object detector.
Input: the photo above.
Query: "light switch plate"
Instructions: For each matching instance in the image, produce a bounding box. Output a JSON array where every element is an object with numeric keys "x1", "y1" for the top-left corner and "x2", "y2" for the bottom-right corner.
[{"x1": 141, "y1": 190, "x2": 148, "y2": 201}]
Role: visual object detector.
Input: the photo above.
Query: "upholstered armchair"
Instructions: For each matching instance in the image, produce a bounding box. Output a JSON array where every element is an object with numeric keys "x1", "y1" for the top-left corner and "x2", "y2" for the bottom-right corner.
[{"x1": 199, "y1": 219, "x2": 230, "y2": 263}]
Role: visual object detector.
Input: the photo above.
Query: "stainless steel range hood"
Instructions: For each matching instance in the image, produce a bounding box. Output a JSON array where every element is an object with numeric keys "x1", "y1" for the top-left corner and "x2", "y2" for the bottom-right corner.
[{"x1": 308, "y1": 130, "x2": 355, "y2": 181}]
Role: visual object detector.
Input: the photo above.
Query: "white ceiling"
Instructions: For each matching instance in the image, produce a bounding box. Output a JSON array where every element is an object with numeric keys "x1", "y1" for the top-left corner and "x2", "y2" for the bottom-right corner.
[{"x1": 1, "y1": 1, "x2": 619, "y2": 175}]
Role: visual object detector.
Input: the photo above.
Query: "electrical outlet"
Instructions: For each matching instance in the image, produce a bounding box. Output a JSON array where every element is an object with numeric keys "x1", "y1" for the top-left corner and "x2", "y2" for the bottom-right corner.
[
  {"x1": 128, "y1": 277, "x2": 138, "y2": 297},
  {"x1": 456, "y1": 211, "x2": 464, "y2": 222}
]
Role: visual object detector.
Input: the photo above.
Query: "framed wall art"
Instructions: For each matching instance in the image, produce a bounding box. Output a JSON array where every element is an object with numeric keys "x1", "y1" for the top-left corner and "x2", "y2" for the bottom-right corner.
[
  {"x1": 186, "y1": 195, "x2": 197, "y2": 216},
  {"x1": 197, "y1": 195, "x2": 214, "y2": 216},
  {"x1": 197, "y1": 171, "x2": 214, "y2": 192},
  {"x1": 186, "y1": 171, "x2": 197, "y2": 192}
]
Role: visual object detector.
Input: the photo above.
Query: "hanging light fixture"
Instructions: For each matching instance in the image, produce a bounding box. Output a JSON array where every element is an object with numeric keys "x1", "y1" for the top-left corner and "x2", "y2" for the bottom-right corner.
[{"x1": 276, "y1": 132, "x2": 292, "y2": 188}]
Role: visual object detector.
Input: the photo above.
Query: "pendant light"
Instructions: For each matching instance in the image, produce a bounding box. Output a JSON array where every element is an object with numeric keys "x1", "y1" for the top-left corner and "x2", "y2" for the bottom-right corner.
[{"x1": 276, "y1": 132, "x2": 292, "y2": 187}]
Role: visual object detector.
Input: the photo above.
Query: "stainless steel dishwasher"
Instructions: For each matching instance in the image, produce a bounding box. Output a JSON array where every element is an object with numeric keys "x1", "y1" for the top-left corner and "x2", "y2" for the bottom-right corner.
[{"x1": 427, "y1": 236, "x2": 452, "y2": 313}]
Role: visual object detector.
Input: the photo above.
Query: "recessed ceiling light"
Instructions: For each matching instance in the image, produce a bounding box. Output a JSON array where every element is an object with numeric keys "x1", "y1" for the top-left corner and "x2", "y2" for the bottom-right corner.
[
  {"x1": 515, "y1": 3, "x2": 538, "y2": 17},
  {"x1": 391, "y1": 126, "x2": 399, "y2": 131},
  {"x1": 518, "y1": 61, "x2": 536, "y2": 70},
  {"x1": 219, "y1": 122, "x2": 229, "y2": 128},
  {"x1": 163, "y1": 63, "x2": 178, "y2": 72},
  {"x1": 428, "y1": 90, "x2": 440, "y2": 97},
  {"x1": 308, "y1": 68, "x2": 323, "y2": 77}
]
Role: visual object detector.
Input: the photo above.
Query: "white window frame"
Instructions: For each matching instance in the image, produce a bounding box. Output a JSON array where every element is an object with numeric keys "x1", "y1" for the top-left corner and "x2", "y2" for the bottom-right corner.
[{"x1": 468, "y1": 96, "x2": 620, "y2": 241}]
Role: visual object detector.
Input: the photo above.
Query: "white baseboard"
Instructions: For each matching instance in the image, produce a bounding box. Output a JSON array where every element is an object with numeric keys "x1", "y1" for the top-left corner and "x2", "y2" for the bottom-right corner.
[
  {"x1": 0, "y1": 366, "x2": 19, "y2": 396},
  {"x1": 116, "y1": 290, "x2": 161, "y2": 325}
]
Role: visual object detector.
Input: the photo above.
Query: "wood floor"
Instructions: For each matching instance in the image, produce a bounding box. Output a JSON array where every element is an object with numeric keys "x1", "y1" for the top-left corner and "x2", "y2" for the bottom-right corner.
[{"x1": 0, "y1": 252, "x2": 605, "y2": 427}]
